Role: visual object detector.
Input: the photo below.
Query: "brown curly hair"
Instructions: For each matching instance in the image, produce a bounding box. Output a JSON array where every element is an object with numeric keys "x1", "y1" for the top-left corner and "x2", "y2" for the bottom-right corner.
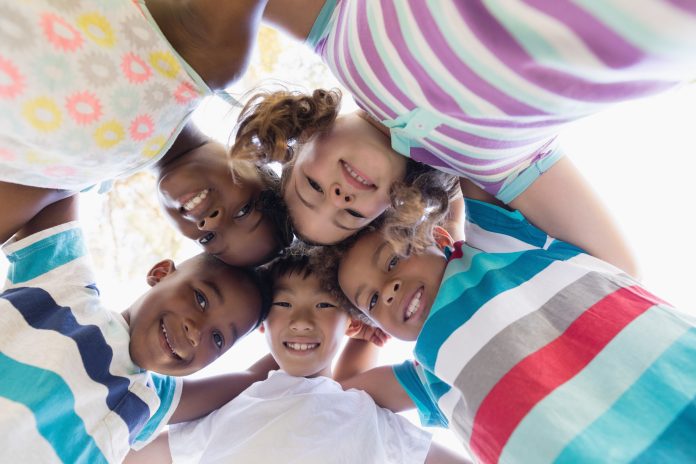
[{"x1": 230, "y1": 87, "x2": 457, "y2": 254}]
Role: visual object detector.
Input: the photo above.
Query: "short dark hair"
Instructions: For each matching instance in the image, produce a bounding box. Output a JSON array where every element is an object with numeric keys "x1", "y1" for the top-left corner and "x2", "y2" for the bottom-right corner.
[{"x1": 258, "y1": 242, "x2": 368, "y2": 323}]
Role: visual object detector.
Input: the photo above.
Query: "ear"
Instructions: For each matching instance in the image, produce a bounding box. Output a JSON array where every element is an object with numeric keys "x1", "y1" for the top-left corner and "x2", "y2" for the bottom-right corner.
[
  {"x1": 146, "y1": 259, "x2": 176, "y2": 287},
  {"x1": 258, "y1": 323, "x2": 265, "y2": 334},
  {"x1": 345, "y1": 318, "x2": 363, "y2": 337},
  {"x1": 432, "y1": 226, "x2": 454, "y2": 250}
]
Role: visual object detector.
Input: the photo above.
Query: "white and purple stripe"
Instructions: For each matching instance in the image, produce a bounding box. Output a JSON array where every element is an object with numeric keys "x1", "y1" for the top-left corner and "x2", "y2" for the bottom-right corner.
[{"x1": 308, "y1": 0, "x2": 696, "y2": 202}]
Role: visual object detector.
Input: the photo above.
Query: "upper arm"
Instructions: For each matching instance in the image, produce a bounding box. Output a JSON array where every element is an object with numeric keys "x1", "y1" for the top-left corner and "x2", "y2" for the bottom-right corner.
[
  {"x1": 340, "y1": 365, "x2": 414, "y2": 413},
  {"x1": 123, "y1": 432, "x2": 172, "y2": 464},
  {"x1": 508, "y1": 157, "x2": 640, "y2": 278},
  {"x1": 0, "y1": 182, "x2": 75, "y2": 244}
]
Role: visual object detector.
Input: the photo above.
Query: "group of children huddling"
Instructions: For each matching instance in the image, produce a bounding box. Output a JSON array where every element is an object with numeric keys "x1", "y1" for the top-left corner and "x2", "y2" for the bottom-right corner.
[{"x1": 3, "y1": 0, "x2": 696, "y2": 463}]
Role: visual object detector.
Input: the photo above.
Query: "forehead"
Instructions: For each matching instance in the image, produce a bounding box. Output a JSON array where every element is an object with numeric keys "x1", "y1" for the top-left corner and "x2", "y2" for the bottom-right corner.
[
  {"x1": 342, "y1": 231, "x2": 387, "y2": 269},
  {"x1": 274, "y1": 272, "x2": 328, "y2": 297}
]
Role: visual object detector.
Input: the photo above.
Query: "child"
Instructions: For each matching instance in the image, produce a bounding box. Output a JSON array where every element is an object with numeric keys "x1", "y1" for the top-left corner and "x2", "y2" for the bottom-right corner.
[
  {"x1": 127, "y1": 248, "x2": 469, "y2": 464},
  {"x1": 328, "y1": 186, "x2": 696, "y2": 463},
  {"x1": 151, "y1": 126, "x2": 293, "y2": 266},
  {"x1": 0, "y1": 0, "x2": 291, "y2": 266},
  {"x1": 257, "y1": 0, "x2": 696, "y2": 275},
  {"x1": 0, "y1": 196, "x2": 277, "y2": 463},
  {"x1": 0, "y1": 124, "x2": 293, "y2": 265},
  {"x1": 231, "y1": 88, "x2": 459, "y2": 252}
]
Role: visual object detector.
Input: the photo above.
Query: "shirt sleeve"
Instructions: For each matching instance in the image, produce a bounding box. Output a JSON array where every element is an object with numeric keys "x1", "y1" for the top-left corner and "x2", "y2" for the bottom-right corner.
[
  {"x1": 131, "y1": 373, "x2": 183, "y2": 450},
  {"x1": 392, "y1": 360, "x2": 449, "y2": 428},
  {"x1": 463, "y1": 199, "x2": 556, "y2": 253},
  {"x1": 2, "y1": 222, "x2": 91, "y2": 287}
]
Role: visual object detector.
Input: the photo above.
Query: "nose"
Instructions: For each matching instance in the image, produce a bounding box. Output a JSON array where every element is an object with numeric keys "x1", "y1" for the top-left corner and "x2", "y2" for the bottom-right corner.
[
  {"x1": 330, "y1": 183, "x2": 354, "y2": 208},
  {"x1": 197, "y1": 208, "x2": 222, "y2": 231},
  {"x1": 289, "y1": 310, "x2": 315, "y2": 332},
  {"x1": 183, "y1": 318, "x2": 201, "y2": 347},
  {"x1": 381, "y1": 279, "x2": 401, "y2": 305}
]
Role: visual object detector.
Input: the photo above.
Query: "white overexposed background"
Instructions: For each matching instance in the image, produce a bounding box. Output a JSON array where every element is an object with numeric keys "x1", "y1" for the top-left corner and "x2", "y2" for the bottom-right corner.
[{"x1": 2, "y1": 26, "x2": 695, "y2": 459}]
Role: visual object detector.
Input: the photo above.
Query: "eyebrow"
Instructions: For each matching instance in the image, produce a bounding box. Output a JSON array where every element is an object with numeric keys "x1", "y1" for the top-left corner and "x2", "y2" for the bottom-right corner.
[
  {"x1": 203, "y1": 279, "x2": 223, "y2": 303},
  {"x1": 354, "y1": 241, "x2": 389, "y2": 307}
]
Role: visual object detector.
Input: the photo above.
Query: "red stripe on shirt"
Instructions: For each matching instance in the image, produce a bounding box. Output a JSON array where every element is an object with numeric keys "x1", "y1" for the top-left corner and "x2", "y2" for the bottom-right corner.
[{"x1": 470, "y1": 285, "x2": 662, "y2": 463}]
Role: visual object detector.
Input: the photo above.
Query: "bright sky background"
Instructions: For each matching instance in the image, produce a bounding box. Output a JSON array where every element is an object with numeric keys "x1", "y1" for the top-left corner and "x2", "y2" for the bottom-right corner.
[{"x1": 2, "y1": 27, "x2": 695, "y2": 459}]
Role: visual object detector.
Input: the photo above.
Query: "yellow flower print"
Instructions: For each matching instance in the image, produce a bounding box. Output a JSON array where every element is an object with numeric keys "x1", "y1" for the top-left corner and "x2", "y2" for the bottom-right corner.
[
  {"x1": 77, "y1": 13, "x2": 116, "y2": 47},
  {"x1": 94, "y1": 120, "x2": 125, "y2": 148},
  {"x1": 149, "y1": 51, "x2": 180, "y2": 79},
  {"x1": 22, "y1": 97, "x2": 62, "y2": 132},
  {"x1": 142, "y1": 134, "x2": 166, "y2": 158}
]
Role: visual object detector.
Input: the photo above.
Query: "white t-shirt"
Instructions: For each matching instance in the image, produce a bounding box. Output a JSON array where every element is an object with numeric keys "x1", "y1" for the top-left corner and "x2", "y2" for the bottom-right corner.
[{"x1": 169, "y1": 370, "x2": 432, "y2": 464}]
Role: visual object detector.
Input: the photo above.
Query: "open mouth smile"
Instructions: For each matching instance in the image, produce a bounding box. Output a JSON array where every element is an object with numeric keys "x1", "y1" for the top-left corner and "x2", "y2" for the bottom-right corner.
[
  {"x1": 404, "y1": 287, "x2": 424, "y2": 322},
  {"x1": 283, "y1": 341, "x2": 320, "y2": 352},
  {"x1": 160, "y1": 319, "x2": 183, "y2": 361},
  {"x1": 177, "y1": 188, "x2": 212, "y2": 219},
  {"x1": 341, "y1": 161, "x2": 375, "y2": 190}
]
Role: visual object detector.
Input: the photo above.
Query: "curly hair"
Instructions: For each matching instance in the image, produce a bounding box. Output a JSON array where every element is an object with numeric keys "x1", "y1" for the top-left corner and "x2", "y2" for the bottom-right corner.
[
  {"x1": 229, "y1": 87, "x2": 458, "y2": 254},
  {"x1": 257, "y1": 241, "x2": 367, "y2": 323}
]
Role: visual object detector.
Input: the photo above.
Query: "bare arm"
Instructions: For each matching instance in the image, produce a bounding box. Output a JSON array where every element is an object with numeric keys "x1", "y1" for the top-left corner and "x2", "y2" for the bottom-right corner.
[
  {"x1": 144, "y1": 0, "x2": 266, "y2": 89},
  {"x1": 341, "y1": 365, "x2": 414, "y2": 413},
  {"x1": 425, "y1": 442, "x2": 473, "y2": 464},
  {"x1": 333, "y1": 322, "x2": 388, "y2": 383},
  {"x1": 123, "y1": 432, "x2": 172, "y2": 464},
  {"x1": 263, "y1": 0, "x2": 325, "y2": 40},
  {"x1": 507, "y1": 157, "x2": 640, "y2": 278},
  {"x1": 0, "y1": 181, "x2": 75, "y2": 245},
  {"x1": 13, "y1": 194, "x2": 79, "y2": 242},
  {"x1": 169, "y1": 353, "x2": 277, "y2": 424}
]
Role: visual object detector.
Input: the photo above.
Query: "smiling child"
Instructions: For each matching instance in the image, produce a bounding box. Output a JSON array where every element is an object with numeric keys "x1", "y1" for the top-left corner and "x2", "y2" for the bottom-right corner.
[
  {"x1": 331, "y1": 189, "x2": 696, "y2": 463},
  {"x1": 128, "y1": 248, "x2": 469, "y2": 464},
  {"x1": 0, "y1": 196, "x2": 274, "y2": 463}
]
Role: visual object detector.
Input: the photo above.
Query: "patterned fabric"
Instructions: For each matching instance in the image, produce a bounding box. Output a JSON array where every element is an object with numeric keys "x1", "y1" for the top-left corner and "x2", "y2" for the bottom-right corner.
[
  {"x1": 0, "y1": 222, "x2": 182, "y2": 463},
  {"x1": 0, "y1": 0, "x2": 209, "y2": 190},
  {"x1": 394, "y1": 200, "x2": 696, "y2": 463},
  {"x1": 307, "y1": 0, "x2": 696, "y2": 202}
]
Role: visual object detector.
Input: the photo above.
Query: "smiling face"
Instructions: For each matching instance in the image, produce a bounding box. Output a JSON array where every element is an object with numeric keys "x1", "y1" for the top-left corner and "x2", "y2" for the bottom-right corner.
[
  {"x1": 284, "y1": 113, "x2": 407, "y2": 244},
  {"x1": 337, "y1": 230, "x2": 447, "y2": 341},
  {"x1": 157, "y1": 142, "x2": 281, "y2": 266},
  {"x1": 125, "y1": 254, "x2": 263, "y2": 376},
  {"x1": 261, "y1": 272, "x2": 351, "y2": 378}
]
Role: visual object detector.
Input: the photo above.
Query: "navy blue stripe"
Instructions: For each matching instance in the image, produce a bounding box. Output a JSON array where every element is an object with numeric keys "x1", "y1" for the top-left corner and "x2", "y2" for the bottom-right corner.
[{"x1": 1, "y1": 287, "x2": 150, "y2": 443}]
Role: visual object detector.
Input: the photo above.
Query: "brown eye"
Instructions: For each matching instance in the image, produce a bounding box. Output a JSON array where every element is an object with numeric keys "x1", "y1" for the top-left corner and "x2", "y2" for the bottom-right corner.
[
  {"x1": 346, "y1": 209, "x2": 365, "y2": 219},
  {"x1": 387, "y1": 256, "x2": 399, "y2": 271},
  {"x1": 307, "y1": 177, "x2": 323, "y2": 193},
  {"x1": 233, "y1": 201, "x2": 253, "y2": 219},
  {"x1": 368, "y1": 293, "x2": 378, "y2": 311}
]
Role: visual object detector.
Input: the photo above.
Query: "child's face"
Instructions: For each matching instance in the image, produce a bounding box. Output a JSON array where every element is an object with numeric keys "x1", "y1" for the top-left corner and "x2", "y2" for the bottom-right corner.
[
  {"x1": 157, "y1": 142, "x2": 280, "y2": 266},
  {"x1": 338, "y1": 231, "x2": 447, "y2": 341},
  {"x1": 261, "y1": 273, "x2": 351, "y2": 378},
  {"x1": 284, "y1": 113, "x2": 407, "y2": 244},
  {"x1": 125, "y1": 255, "x2": 262, "y2": 376}
]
